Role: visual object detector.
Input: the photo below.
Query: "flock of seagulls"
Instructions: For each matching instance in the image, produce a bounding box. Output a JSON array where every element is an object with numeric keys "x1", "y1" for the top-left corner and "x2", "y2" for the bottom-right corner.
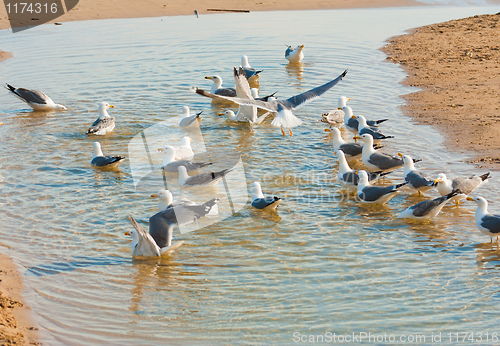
[{"x1": 5, "y1": 43, "x2": 500, "y2": 258}]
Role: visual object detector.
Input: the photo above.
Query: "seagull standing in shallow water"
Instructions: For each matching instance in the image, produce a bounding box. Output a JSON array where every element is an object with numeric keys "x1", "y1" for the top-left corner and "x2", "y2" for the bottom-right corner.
[
  {"x1": 466, "y1": 196, "x2": 500, "y2": 243},
  {"x1": 356, "y1": 170, "x2": 407, "y2": 205},
  {"x1": 434, "y1": 172, "x2": 489, "y2": 206},
  {"x1": 5, "y1": 83, "x2": 67, "y2": 111},
  {"x1": 193, "y1": 68, "x2": 348, "y2": 137},
  {"x1": 179, "y1": 106, "x2": 203, "y2": 128}
]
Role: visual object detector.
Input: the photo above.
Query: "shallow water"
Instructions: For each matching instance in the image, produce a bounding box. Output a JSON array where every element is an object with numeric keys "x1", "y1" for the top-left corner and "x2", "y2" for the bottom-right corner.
[{"x1": 1, "y1": 5, "x2": 500, "y2": 345}]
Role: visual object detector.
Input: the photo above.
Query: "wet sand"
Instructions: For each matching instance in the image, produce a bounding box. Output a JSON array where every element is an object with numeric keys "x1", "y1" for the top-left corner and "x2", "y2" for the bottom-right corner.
[
  {"x1": 1, "y1": 1, "x2": 499, "y2": 344},
  {"x1": 382, "y1": 12, "x2": 500, "y2": 169}
]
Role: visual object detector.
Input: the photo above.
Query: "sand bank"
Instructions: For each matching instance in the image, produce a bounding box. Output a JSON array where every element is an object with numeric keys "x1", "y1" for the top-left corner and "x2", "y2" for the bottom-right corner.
[
  {"x1": 0, "y1": 0, "x2": 424, "y2": 31},
  {"x1": 0, "y1": 253, "x2": 40, "y2": 345},
  {"x1": 382, "y1": 12, "x2": 500, "y2": 168}
]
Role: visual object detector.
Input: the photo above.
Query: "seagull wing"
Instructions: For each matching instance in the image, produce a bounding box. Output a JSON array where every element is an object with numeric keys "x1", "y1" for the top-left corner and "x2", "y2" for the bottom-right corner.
[
  {"x1": 6, "y1": 84, "x2": 50, "y2": 105},
  {"x1": 87, "y1": 117, "x2": 115, "y2": 134},
  {"x1": 284, "y1": 69, "x2": 348, "y2": 110},
  {"x1": 128, "y1": 215, "x2": 161, "y2": 257},
  {"x1": 91, "y1": 155, "x2": 125, "y2": 167}
]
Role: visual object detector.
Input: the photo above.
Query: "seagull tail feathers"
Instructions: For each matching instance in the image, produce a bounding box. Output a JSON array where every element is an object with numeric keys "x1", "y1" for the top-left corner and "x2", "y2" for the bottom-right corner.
[
  {"x1": 480, "y1": 172, "x2": 490, "y2": 181},
  {"x1": 271, "y1": 112, "x2": 303, "y2": 128}
]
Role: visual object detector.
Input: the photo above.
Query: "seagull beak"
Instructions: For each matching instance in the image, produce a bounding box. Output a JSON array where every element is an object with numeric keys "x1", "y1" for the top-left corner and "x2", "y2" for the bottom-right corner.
[
  {"x1": 466, "y1": 197, "x2": 475, "y2": 201},
  {"x1": 109, "y1": 105, "x2": 114, "y2": 108},
  {"x1": 351, "y1": 115, "x2": 356, "y2": 119},
  {"x1": 157, "y1": 148, "x2": 164, "y2": 152},
  {"x1": 218, "y1": 113, "x2": 224, "y2": 116},
  {"x1": 124, "y1": 231, "x2": 131, "y2": 236},
  {"x1": 397, "y1": 153, "x2": 403, "y2": 158},
  {"x1": 347, "y1": 98, "x2": 351, "y2": 101},
  {"x1": 190, "y1": 138, "x2": 193, "y2": 141},
  {"x1": 353, "y1": 136, "x2": 361, "y2": 140},
  {"x1": 337, "y1": 107, "x2": 342, "y2": 110},
  {"x1": 205, "y1": 76, "x2": 212, "y2": 80},
  {"x1": 323, "y1": 129, "x2": 331, "y2": 132},
  {"x1": 434, "y1": 178, "x2": 441, "y2": 184},
  {"x1": 150, "y1": 193, "x2": 158, "y2": 198},
  {"x1": 300, "y1": 44, "x2": 305, "y2": 48}
]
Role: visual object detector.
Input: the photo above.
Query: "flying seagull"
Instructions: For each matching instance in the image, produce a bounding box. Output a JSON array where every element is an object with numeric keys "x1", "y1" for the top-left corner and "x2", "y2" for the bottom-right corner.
[
  {"x1": 5, "y1": 83, "x2": 67, "y2": 111},
  {"x1": 192, "y1": 68, "x2": 348, "y2": 137}
]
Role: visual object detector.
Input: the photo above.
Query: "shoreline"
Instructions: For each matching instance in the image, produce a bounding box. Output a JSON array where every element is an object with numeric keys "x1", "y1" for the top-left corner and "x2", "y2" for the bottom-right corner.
[
  {"x1": 382, "y1": 11, "x2": 500, "y2": 169},
  {"x1": 0, "y1": 0, "x2": 424, "y2": 31}
]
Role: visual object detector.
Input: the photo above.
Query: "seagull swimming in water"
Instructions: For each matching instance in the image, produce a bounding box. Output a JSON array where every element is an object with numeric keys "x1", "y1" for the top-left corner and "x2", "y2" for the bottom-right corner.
[
  {"x1": 240, "y1": 55, "x2": 262, "y2": 80},
  {"x1": 158, "y1": 145, "x2": 212, "y2": 173},
  {"x1": 285, "y1": 44, "x2": 304, "y2": 63},
  {"x1": 193, "y1": 68, "x2": 348, "y2": 137},
  {"x1": 204, "y1": 75, "x2": 236, "y2": 97},
  {"x1": 5, "y1": 83, "x2": 67, "y2": 111},
  {"x1": 90, "y1": 142, "x2": 125, "y2": 168},
  {"x1": 179, "y1": 106, "x2": 203, "y2": 128},
  {"x1": 87, "y1": 102, "x2": 115, "y2": 135},
  {"x1": 251, "y1": 182, "x2": 281, "y2": 211}
]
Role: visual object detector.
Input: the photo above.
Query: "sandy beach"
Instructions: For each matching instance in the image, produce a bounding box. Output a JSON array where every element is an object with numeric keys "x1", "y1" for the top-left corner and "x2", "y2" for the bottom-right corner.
[
  {"x1": 1, "y1": 0, "x2": 500, "y2": 344},
  {"x1": 382, "y1": 11, "x2": 500, "y2": 169}
]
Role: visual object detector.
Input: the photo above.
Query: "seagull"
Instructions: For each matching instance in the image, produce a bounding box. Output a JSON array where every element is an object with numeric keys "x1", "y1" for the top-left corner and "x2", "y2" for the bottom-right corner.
[
  {"x1": 179, "y1": 106, "x2": 203, "y2": 128},
  {"x1": 398, "y1": 190, "x2": 460, "y2": 220},
  {"x1": 90, "y1": 142, "x2": 125, "y2": 168},
  {"x1": 174, "y1": 136, "x2": 194, "y2": 160},
  {"x1": 218, "y1": 110, "x2": 271, "y2": 125},
  {"x1": 325, "y1": 127, "x2": 381, "y2": 160},
  {"x1": 178, "y1": 166, "x2": 232, "y2": 187},
  {"x1": 205, "y1": 75, "x2": 236, "y2": 97},
  {"x1": 466, "y1": 196, "x2": 500, "y2": 243},
  {"x1": 5, "y1": 83, "x2": 67, "y2": 111},
  {"x1": 320, "y1": 96, "x2": 350, "y2": 126},
  {"x1": 126, "y1": 216, "x2": 184, "y2": 257},
  {"x1": 357, "y1": 170, "x2": 407, "y2": 205},
  {"x1": 336, "y1": 150, "x2": 392, "y2": 192},
  {"x1": 150, "y1": 189, "x2": 219, "y2": 216},
  {"x1": 352, "y1": 114, "x2": 394, "y2": 142},
  {"x1": 251, "y1": 182, "x2": 281, "y2": 211},
  {"x1": 241, "y1": 55, "x2": 262, "y2": 80},
  {"x1": 285, "y1": 44, "x2": 304, "y2": 63},
  {"x1": 343, "y1": 106, "x2": 388, "y2": 134},
  {"x1": 192, "y1": 68, "x2": 348, "y2": 137},
  {"x1": 355, "y1": 134, "x2": 404, "y2": 172},
  {"x1": 399, "y1": 153, "x2": 435, "y2": 195},
  {"x1": 158, "y1": 145, "x2": 212, "y2": 173},
  {"x1": 87, "y1": 102, "x2": 115, "y2": 135},
  {"x1": 434, "y1": 172, "x2": 489, "y2": 206},
  {"x1": 251, "y1": 88, "x2": 278, "y2": 102}
]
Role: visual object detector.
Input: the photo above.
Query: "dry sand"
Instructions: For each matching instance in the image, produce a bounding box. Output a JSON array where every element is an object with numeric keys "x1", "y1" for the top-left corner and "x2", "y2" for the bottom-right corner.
[
  {"x1": 382, "y1": 12, "x2": 500, "y2": 169},
  {"x1": 1, "y1": 1, "x2": 500, "y2": 344}
]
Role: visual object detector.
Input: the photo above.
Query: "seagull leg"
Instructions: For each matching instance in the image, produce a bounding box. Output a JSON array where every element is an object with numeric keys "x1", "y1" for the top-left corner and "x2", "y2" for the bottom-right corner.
[
  {"x1": 418, "y1": 191, "x2": 422, "y2": 196},
  {"x1": 289, "y1": 128, "x2": 293, "y2": 137},
  {"x1": 280, "y1": 125, "x2": 286, "y2": 138},
  {"x1": 454, "y1": 200, "x2": 460, "y2": 208}
]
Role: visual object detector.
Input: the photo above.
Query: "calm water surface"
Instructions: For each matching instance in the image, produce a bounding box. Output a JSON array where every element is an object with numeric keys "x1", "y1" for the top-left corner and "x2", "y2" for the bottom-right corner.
[{"x1": 1, "y1": 6, "x2": 500, "y2": 345}]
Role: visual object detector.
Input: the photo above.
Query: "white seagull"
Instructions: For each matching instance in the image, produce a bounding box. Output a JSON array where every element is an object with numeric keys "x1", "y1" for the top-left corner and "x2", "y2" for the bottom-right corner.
[
  {"x1": 285, "y1": 44, "x2": 304, "y2": 63},
  {"x1": 251, "y1": 182, "x2": 281, "y2": 211},
  {"x1": 343, "y1": 106, "x2": 388, "y2": 134},
  {"x1": 179, "y1": 106, "x2": 203, "y2": 128},
  {"x1": 90, "y1": 142, "x2": 125, "y2": 168},
  {"x1": 241, "y1": 55, "x2": 262, "y2": 80},
  {"x1": 325, "y1": 127, "x2": 381, "y2": 160},
  {"x1": 357, "y1": 170, "x2": 407, "y2": 205},
  {"x1": 398, "y1": 190, "x2": 460, "y2": 220},
  {"x1": 178, "y1": 166, "x2": 232, "y2": 187},
  {"x1": 205, "y1": 75, "x2": 236, "y2": 97},
  {"x1": 150, "y1": 189, "x2": 219, "y2": 217},
  {"x1": 5, "y1": 83, "x2": 67, "y2": 111},
  {"x1": 320, "y1": 96, "x2": 350, "y2": 126},
  {"x1": 466, "y1": 196, "x2": 500, "y2": 243},
  {"x1": 434, "y1": 172, "x2": 489, "y2": 206},
  {"x1": 399, "y1": 153, "x2": 435, "y2": 195},
  {"x1": 87, "y1": 102, "x2": 115, "y2": 135},
  {"x1": 355, "y1": 134, "x2": 405, "y2": 172},
  {"x1": 158, "y1": 145, "x2": 211, "y2": 173},
  {"x1": 352, "y1": 114, "x2": 394, "y2": 142}
]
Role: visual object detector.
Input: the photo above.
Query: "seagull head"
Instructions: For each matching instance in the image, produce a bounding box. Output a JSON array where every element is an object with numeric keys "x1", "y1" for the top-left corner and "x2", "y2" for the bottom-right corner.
[
  {"x1": 357, "y1": 170, "x2": 370, "y2": 186},
  {"x1": 92, "y1": 142, "x2": 104, "y2": 158},
  {"x1": 180, "y1": 136, "x2": 192, "y2": 147},
  {"x1": 219, "y1": 110, "x2": 236, "y2": 118},
  {"x1": 251, "y1": 182, "x2": 265, "y2": 201},
  {"x1": 398, "y1": 153, "x2": 414, "y2": 169},
  {"x1": 241, "y1": 55, "x2": 250, "y2": 68},
  {"x1": 338, "y1": 96, "x2": 350, "y2": 109},
  {"x1": 55, "y1": 104, "x2": 67, "y2": 110},
  {"x1": 466, "y1": 196, "x2": 488, "y2": 207},
  {"x1": 151, "y1": 189, "x2": 173, "y2": 204},
  {"x1": 182, "y1": 106, "x2": 190, "y2": 118}
]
